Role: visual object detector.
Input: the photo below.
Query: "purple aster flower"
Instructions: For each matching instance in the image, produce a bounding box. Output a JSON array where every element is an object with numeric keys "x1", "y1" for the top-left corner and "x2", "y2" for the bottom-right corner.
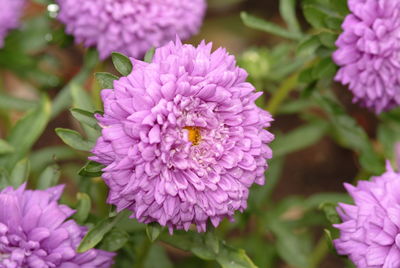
[
  {"x1": 0, "y1": 0, "x2": 26, "y2": 48},
  {"x1": 90, "y1": 39, "x2": 274, "y2": 232},
  {"x1": 0, "y1": 184, "x2": 114, "y2": 267},
  {"x1": 333, "y1": 162, "x2": 400, "y2": 267},
  {"x1": 56, "y1": 0, "x2": 206, "y2": 60},
  {"x1": 333, "y1": 0, "x2": 400, "y2": 113}
]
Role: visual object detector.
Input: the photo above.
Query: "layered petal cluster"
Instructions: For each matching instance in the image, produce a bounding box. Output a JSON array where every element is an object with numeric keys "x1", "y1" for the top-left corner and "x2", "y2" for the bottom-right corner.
[
  {"x1": 0, "y1": 184, "x2": 114, "y2": 268},
  {"x1": 91, "y1": 39, "x2": 274, "y2": 232},
  {"x1": 0, "y1": 0, "x2": 25, "y2": 48},
  {"x1": 334, "y1": 163, "x2": 400, "y2": 267},
  {"x1": 56, "y1": 0, "x2": 206, "y2": 59},
  {"x1": 333, "y1": 0, "x2": 400, "y2": 113}
]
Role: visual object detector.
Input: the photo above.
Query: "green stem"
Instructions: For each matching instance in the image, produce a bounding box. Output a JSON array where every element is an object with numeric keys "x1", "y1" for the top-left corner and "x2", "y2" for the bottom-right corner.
[
  {"x1": 51, "y1": 49, "x2": 99, "y2": 119},
  {"x1": 309, "y1": 236, "x2": 329, "y2": 268},
  {"x1": 266, "y1": 72, "x2": 299, "y2": 115},
  {"x1": 134, "y1": 237, "x2": 152, "y2": 268}
]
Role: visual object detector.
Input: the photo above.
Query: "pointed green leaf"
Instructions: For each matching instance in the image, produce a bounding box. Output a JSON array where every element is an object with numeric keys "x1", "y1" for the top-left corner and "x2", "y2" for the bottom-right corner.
[
  {"x1": 205, "y1": 231, "x2": 220, "y2": 254},
  {"x1": 320, "y1": 202, "x2": 341, "y2": 224},
  {"x1": 78, "y1": 210, "x2": 129, "y2": 253},
  {"x1": 37, "y1": 164, "x2": 60, "y2": 189},
  {"x1": 70, "y1": 108, "x2": 100, "y2": 130},
  {"x1": 55, "y1": 128, "x2": 94, "y2": 151},
  {"x1": 78, "y1": 161, "x2": 104, "y2": 177},
  {"x1": 111, "y1": 52, "x2": 133, "y2": 76},
  {"x1": 146, "y1": 223, "x2": 163, "y2": 242},
  {"x1": 95, "y1": 72, "x2": 119, "y2": 89},
  {"x1": 241, "y1": 12, "x2": 302, "y2": 40},
  {"x1": 0, "y1": 168, "x2": 9, "y2": 188},
  {"x1": 144, "y1": 47, "x2": 155, "y2": 63},
  {"x1": 161, "y1": 231, "x2": 257, "y2": 268},
  {"x1": 100, "y1": 228, "x2": 129, "y2": 251},
  {"x1": 9, "y1": 158, "x2": 30, "y2": 188},
  {"x1": 71, "y1": 83, "x2": 95, "y2": 112},
  {"x1": 0, "y1": 95, "x2": 51, "y2": 171},
  {"x1": 73, "y1": 193, "x2": 92, "y2": 224},
  {"x1": 0, "y1": 139, "x2": 14, "y2": 155}
]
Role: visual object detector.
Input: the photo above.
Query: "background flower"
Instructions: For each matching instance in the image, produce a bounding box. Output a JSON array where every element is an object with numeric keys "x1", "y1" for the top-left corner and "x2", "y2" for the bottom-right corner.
[
  {"x1": 0, "y1": 184, "x2": 114, "y2": 267},
  {"x1": 56, "y1": 0, "x2": 206, "y2": 59},
  {"x1": 333, "y1": 0, "x2": 400, "y2": 113},
  {"x1": 91, "y1": 39, "x2": 274, "y2": 232},
  {"x1": 0, "y1": 0, "x2": 26, "y2": 48},
  {"x1": 333, "y1": 163, "x2": 400, "y2": 267}
]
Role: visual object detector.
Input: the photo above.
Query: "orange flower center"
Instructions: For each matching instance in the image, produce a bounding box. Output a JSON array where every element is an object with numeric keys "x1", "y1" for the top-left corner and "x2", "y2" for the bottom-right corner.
[{"x1": 184, "y1": 126, "x2": 201, "y2": 145}]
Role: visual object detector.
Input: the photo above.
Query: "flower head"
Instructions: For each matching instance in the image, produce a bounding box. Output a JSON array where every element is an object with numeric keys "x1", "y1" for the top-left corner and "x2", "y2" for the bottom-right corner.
[
  {"x1": 333, "y1": 0, "x2": 400, "y2": 113},
  {"x1": 0, "y1": 184, "x2": 114, "y2": 267},
  {"x1": 90, "y1": 39, "x2": 274, "y2": 232},
  {"x1": 56, "y1": 0, "x2": 206, "y2": 59},
  {"x1": 0, "y1": 0, "x2": 26, "y2": 48},
  {"x1": 333, "y1": 162, "x2": 400, "y2": 267}
]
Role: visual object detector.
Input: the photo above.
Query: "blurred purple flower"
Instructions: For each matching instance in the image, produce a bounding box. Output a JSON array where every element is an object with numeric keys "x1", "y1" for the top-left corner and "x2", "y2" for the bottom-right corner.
[
  {"x1": 0, "y1": 184, "x2": 114, "y2": 267},
  {"x1": 56, "y1": 0, "x2": 206, "y2": 60},
  {"x1": 334, "y1": 162, "x2": 400, "y2": 267},
  {"x1": 90, "y1": 39, "x2": 274, "y2": 232},
  {"x1": 0, "y1": 0, "x2": 25, "y2": 48},
  {"x1": 333, "y1": 0, "x2": 400, "y2": 113}
]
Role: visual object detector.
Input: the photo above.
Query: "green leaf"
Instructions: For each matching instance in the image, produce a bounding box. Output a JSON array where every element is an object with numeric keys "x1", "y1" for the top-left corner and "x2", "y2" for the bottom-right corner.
[
  {"x1": 37, "y1": 164, "x2": 60, "y2": 189},
  {"x1": 315, "y1": 95, "x2": 384, "y2": 174},
  {"x1": 0, "y1": 168, "x2": 9, "y2": 188},
  {"x1": 30, "y1": 146, "x2": 78, "y2": 175},
  {"x1": 297, "y1": 35, "x2": 321, "y2": 56},
  {"x1": 329, "y1": 0, "x2": 349, "y2": 16},
  {"x1": 0, "y1": 92, "x2": 37, "y2": 111},
  {"x1": 319, "y1": 203, "x2": 341, "y2": 224},
  {"x1": 280, "y1": 0, "x2": 301, "y2": 33},
  {"x1": 205, "y1": 231, "x2": 220, "y2": 254},
  {"x1": 55, "y1": 128, "x2": 94, "y2": 151},
  {"x1": 71, "y1": 84, "x2": 95, "y2": 112},
  {"x1": 241, "y1": 12, "x2": 302, "y2": 40},
  {"x1": 311, "y1": 57, "x2": 336, "y2": 79},
  {"x1": 267, "y1": 219, "x2": 312, "y2": 268},
  {"x1": 146, "y1": 223, "x2": 163, "y2": 242},
  {"x1": 73, "y1": 193, "x2": 92, "y2": 224},
  {"x1": 70, "y1": 85, "x2": 100, "y2": 141},
  {"x1": 144, "y1": 48, "x2": 155, "y2": 63},
  {"x1": 79, "y1": 161, "x2": 104, "y2": 177},
  {"x1": 0, "y1": 139, "x2": 14, "y2": 155},
  {"x1": 95, "y1": 72, "x2": 119, "y2": 89},
  {"x1": 100, "y1": 228, "x2": 129, "y2": 252},
  {"x1": 78, "y1": 211, "x2": 129, "y2": 253},
  {"x1": 111, "y1": 52, "x2": 133, "y2": 76},
  {"x1": 272, "y1": 121, "x2": 328, "y2": 157},
  {"x1": 161, "y1": 231, "x2": 257, "y2": 268},
  {"x1": 70, "y1": 108, "x2": 100, "y2": 130},
  {"x1": 9, "y1": 158, "x2": 30, "y2": 188},
  {"x1": 303, "y1": 4, "x2": 326, "y2": 28},
  {"x1": 0, "y1": 95, "x2": 51, "y2": 171},
  {"x1": 318, "y1": 32, "x2": 338, "y2": 48}
]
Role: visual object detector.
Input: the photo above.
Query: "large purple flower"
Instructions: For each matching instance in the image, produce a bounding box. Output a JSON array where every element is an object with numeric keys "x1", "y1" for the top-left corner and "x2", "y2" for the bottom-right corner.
[
  {"x1": 333, "y1": 0, "x2": 400, "y2": 113},
  {"x1": 90, "y1": 39, "x2": 274, "y2": 232},
  {"x1": 56, "y1": 0, "x2": 206, "y2": 60},
  {"x1": 0, "y1": 184, "x2": 114, "y2": 267},
  {"x1": 333, "y1": 163, "x2": 400, "y2": 267},
  {"x1": 0, "y1": 0, "x2": 26, "y2": 48}
]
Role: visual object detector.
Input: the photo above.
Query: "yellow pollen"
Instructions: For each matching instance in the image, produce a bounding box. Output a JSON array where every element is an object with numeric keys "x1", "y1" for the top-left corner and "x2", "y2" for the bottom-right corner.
[{"x1": 184, "y1": 126, "x2": 201, "y2": 145}]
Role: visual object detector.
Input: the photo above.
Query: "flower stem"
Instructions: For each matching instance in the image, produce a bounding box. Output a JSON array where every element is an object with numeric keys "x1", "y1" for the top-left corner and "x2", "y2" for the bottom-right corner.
[{"x1": 266, "y1": 72, "x2": 299, "y2": 115}]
